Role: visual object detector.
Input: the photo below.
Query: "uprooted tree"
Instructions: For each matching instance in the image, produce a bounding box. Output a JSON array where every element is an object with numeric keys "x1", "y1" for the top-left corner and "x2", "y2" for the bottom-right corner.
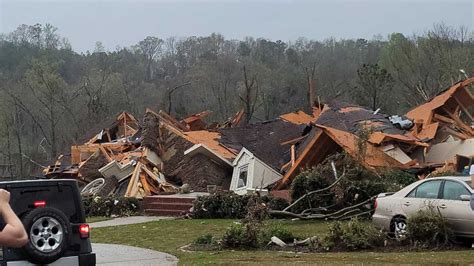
[{"x1": 269, "y1": 152, "x2": 416, "y2": 220}]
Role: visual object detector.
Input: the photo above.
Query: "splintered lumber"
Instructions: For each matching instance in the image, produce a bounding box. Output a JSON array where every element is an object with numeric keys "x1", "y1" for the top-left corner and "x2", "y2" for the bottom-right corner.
[
  {"x1": 139, "y1": 171, "x2": 151, "y2": 195},
  {"x1": 125, "y1": 162, "x2": 142, "y2": 197}
]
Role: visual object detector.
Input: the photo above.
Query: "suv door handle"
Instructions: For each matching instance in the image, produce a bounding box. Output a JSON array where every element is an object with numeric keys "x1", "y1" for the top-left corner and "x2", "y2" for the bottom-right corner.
[
  {"x1": 404, "y1": 201, "x2": 411, "y2": 206},
  {"x1": 439, "y1": 204, "x2": 447, "y2": 209}
]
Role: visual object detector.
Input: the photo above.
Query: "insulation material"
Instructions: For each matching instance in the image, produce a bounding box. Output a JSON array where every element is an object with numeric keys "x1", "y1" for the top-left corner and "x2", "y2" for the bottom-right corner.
[
  {"x1": 380, "y1": 144, "x2": 413, "y2": 164},
  {"x1": 425, "y1": 139, "x2": 474, "y2": 164}
]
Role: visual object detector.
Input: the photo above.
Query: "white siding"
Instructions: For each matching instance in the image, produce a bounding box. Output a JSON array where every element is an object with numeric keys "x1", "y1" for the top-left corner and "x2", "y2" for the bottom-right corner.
[
  {"x1": 230, "y1": 148, "x2": 282, "y2": 195},
  {"x1": 250, "y1": 158, "x2": 282, "y2": 188}
]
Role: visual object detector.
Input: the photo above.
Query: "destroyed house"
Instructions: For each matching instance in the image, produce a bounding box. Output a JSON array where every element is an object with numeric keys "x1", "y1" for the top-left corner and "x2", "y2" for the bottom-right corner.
[
  {"x1": 43, "y1": 77, "x2": 474, "y2": 201},
  {"x1": 276, "y1": 102, "x2": 422, "y2": 189}
]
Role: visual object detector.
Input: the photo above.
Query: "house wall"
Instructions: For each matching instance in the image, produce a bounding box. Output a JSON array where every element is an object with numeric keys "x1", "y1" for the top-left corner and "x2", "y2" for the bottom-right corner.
[
  {"x1": 230, "y1": 150, "x2": 282, "y2": 195},
  {"x1": 426, "y1": 139, "x2": 474, "y2": 164},
  {"x1": 179, "y1": 153, "x2": 232, "y2": 192},
  {"x1": 250, "y1": 158, "x2": 282, "y2": 188},
  {"x1": 230, "y1": 152, "x2": 253, "y2": 192}
]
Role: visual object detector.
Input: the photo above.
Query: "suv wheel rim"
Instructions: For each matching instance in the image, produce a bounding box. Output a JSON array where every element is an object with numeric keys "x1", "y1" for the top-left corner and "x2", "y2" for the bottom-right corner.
[
  {"x1": 394, "y1": 220, "x2": 407, "y2": 239},
  {"x1": 30, "y1": 217, "x2": 63, "y2": 252}
]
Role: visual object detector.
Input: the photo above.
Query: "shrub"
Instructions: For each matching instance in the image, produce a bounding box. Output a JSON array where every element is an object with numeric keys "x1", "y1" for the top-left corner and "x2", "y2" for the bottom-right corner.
[
  {"x1": 260, "y1": 223, "x2": 295, "y2": 244},
  {"x1": 430, "y1": 171, "x2": 464, "y2": 177},
  {"x1": 261, "y1": 195, "x2": 289, "y2": 211},
  {"x1": 221, "y1": 223, "x2": 259, "y2": 248},
  {"x1": 192, "y1": 192, "x2": 286, "y2": 219},
  {"x1": 407, "y1": 209, "x2": 454, "y2": 248},
  {"x1": 291, "y1": 169, "x2": 333, "y2": 213},
  {"x1": 194, "y1": 234, "x2": 215, "y2": 245},
  {"x1": 83, "y1": 195, "x2": 140, "y2": 217},
  {"x1": 384, "y1": 170, "x2": 417, "y2": 186},
  {"x1": 221, "y1": 197, "x2": 268, "y2": 249},
  {"x1": 192, "y1": 192, "x2": 252, "y2": 219},
  {"x1": 322, "y1": 218, "x2": 385, "y2": 250}
]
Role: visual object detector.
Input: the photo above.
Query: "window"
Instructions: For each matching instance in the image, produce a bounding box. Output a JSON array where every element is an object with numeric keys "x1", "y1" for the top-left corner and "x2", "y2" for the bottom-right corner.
[
  {"x1": 442, "y1": 181, "x2": 470, "y2": 200},
  {"x1": 237, "y1": 165, "x2": 248, "y2": 188},
  {"x1": 407, "y1": 180, "x2": 442, "y2": 199}
]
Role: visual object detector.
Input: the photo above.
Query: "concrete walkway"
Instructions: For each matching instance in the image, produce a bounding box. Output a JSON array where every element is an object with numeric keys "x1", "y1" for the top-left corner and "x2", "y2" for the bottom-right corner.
[
  {"x1": 93, "y1": 243, "x2": 178, "y2": 266},
  {"x1": 90, "y1": 216, "x2": 174, "y2": 228}
]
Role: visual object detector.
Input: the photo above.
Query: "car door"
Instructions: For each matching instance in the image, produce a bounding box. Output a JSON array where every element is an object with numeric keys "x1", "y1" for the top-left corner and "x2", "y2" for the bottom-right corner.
[
  {"x1": 437, "y1": 180, "x2": 474, "y2": 237},
  {"x1": 402, "y1": 180, "x2": 442, "y2": 216}
]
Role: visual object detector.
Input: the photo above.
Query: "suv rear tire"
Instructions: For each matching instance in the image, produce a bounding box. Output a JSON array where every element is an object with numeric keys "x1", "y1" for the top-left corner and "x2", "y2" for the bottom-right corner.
[{"x1": 21, "y1": 207, "x2": 72, "y2": 264}]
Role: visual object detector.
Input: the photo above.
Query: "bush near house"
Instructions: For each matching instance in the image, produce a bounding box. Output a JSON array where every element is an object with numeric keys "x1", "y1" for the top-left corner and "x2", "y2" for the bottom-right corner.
[
  {"x1": 193, "y1": 234, "x2": 215, "y2": 246},
  {"x1": 192, "y1": 192, "x2": 288, "y2": 219},
  {"x1": 83, "y1": 196, "x2": 140, "y2": 217},
  {"x1": 407, "y1": 209, "x2": 454, "y2": 248},
  {"x1": 321, "y1": 218, "x2": 385, "y2": 250}
]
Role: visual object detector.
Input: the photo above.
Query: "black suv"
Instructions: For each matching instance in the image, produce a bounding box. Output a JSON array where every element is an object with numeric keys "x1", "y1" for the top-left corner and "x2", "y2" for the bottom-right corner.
[{"x1": 0, "y1": 179, "x2": 96, "y2": 265}]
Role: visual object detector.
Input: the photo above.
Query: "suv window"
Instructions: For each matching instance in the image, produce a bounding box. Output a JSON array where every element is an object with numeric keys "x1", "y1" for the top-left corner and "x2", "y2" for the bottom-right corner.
[
  {"x1": 442, "y1": 181, "x2": 470, "y2": 200},
  {"x1": 407, "y1": 180, "x2": 442, "y2": 199}
]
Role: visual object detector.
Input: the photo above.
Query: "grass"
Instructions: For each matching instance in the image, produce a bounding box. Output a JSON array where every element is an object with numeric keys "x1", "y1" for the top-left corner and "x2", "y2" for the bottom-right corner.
[
  {"x1": 91, "y1": 219, "x2": 474, "y2": 265},
  {"x1": 86, "y1": 216, "x2": 112, "y2": 223}
]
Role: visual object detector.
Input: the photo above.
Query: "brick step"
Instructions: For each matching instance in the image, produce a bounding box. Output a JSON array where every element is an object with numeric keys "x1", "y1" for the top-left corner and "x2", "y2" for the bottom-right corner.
[
  {"x1": 144, "y1": 209, "x2": 185, "y2": 217},
  {"x1": 143, "y1": 202, "x2": 193, "y2": 211},
  {"x1": 143, "y1": 196, "x2": 196, "y2": 204}
]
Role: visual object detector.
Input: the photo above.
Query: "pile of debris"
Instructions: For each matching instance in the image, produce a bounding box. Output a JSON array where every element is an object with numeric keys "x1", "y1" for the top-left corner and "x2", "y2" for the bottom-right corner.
[
  {"x1": 275, "y1": 77, "x2": 474, "y2": 188},
  {"x1": 44, "y1": 112, "x2": 178, "y2": 198},
  {"x1": 43, "y1": 77, "x2": 474, "y2": 201},
  {"x1": 44, "y1": 109, "x2": 247, "y2": 198}
]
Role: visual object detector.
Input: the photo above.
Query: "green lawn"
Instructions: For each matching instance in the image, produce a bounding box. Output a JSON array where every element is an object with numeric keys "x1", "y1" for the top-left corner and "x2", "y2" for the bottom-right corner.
[{"x1": 91, "y1": 219, "x2": 474, "y2": 265}]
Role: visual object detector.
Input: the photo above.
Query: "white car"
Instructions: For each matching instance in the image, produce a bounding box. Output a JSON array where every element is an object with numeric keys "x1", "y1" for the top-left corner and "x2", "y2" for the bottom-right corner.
[{"x1": 372, "y1": 176, "x2": 474, "y2": 239}]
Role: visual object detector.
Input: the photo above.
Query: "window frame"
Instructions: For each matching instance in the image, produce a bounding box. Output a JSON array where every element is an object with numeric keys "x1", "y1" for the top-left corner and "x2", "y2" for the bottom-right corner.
[
  {"x1": 406, "y1": 180, "x2": 443, "y2": 199},
  {"x1": 237, "y1": 165, "x2": 249, "y2": 189},
  {"x1": 440, "y1": 180, "x2": 471, "y2": 201}
]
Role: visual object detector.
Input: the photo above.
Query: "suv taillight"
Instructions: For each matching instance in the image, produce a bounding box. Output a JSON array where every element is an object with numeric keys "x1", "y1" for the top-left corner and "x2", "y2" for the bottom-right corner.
[
  {"x1": 374, "y1": 198, "x2": 378, "y2": 210},
  {"x1": 79, "y1": 224, "x2": 90, "y2": 238},
  {"x1": 34, "y1": 200, "x2": 46, "y2": 208}
]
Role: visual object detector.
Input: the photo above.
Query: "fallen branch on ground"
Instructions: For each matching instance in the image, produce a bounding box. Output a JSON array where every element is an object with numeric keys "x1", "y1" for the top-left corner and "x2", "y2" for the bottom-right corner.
[{"x1": 269, "y1": 196, "x2": 375, "y2": 220}]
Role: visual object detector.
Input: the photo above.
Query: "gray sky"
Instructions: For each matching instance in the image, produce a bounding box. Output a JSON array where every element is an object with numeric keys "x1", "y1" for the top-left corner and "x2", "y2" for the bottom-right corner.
[{"x1": 0, "y1": 0, "x2": 472, "y2": 52}]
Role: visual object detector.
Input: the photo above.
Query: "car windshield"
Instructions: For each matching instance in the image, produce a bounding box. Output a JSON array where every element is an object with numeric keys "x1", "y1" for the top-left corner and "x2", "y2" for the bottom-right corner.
[{"x1": 464, "y1": 181, "x2": 474, "y2": 189}]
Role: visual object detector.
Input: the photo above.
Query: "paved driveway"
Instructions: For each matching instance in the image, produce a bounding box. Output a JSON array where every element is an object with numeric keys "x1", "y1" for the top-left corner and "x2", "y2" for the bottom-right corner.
[{"x1": 93, "y1": 243, "x2": 178, "y2": 266}]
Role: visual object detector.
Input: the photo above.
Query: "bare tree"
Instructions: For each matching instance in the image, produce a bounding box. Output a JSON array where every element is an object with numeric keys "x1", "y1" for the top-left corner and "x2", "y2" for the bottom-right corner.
[
  {"x1": 167, "y1": 82, "x2": 191, "y2": 115},
  {"x1": 240, "y1": 66, "x2": 260, "y2": 124}
]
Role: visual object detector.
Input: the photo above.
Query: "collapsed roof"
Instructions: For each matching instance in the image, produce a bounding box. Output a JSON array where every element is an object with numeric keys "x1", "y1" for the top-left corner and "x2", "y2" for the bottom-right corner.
[{"x1": 407, "y1": 77, "x2": 474, "y2": 143}]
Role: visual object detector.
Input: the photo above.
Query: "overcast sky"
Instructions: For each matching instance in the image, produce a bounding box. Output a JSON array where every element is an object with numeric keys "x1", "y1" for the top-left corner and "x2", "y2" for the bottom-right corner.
[{"x1": 0, "y1": 0, "x2": 472, "y2": 52}]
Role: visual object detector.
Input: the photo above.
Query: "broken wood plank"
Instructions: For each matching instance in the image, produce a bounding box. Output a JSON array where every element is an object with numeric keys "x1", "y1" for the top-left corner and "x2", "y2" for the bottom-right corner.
[
  {"x1": 280, "y1": 135, "x2": 307, "y2": 146},
  {"x1": 433, "y1": 114, "x2": 456, "y2": 124},
  {"x1": 290, "y1": 145, "x2": 296, "y2": 167},
  {"x1": 443, "y1": 108, "x2": 474, "y2": 135},
  {"x1": 454, "y1": 95, "x2": 474, "y2": 122}
]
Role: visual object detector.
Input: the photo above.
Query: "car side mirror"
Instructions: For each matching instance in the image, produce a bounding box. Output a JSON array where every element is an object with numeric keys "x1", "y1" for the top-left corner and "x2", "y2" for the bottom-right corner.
[{"x1": 460, "y1": 195, "x2": 471, "y2": 201}]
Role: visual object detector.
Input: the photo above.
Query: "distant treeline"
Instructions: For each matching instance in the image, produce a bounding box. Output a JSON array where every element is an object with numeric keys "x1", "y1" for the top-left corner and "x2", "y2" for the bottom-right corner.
[{"x1": 0, "y1": 23, "x2": 472, "y2": 178}]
